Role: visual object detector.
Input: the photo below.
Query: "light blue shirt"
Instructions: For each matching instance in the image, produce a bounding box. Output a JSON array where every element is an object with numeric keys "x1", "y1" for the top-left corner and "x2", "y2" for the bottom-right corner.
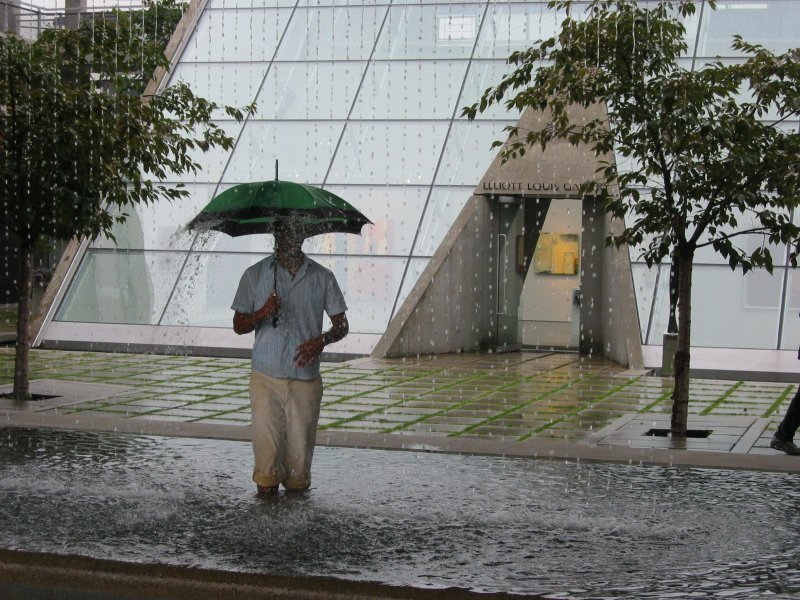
[{"x1": 231, "y1": 256, "x2": 347, "y2": 380}]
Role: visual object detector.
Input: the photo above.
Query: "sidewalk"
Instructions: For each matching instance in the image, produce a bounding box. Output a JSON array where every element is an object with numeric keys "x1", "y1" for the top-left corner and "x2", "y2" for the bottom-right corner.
[{"x1": 1, "y1": 347, "x2": 799, "y2": 472}]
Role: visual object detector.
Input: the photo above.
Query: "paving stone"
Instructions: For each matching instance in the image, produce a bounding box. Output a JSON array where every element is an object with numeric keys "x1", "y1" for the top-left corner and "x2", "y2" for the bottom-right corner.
[
  {"x1": 404, "y1": 422, "x2": 467, "y2": 434},
  {"x1": 382, "y1": 406, "x2": 440, "y2": 416},
  {"x1": 113, "y1": 398, "x2": 189, "y2": 409},
  {"x1": 415, "y1": 415, "x2": 485, "y2": 426},
  {"x1": 463, "y1": 425, "x2": 531, "y2": 437},
  {"x1": 200, "y1": 413, "x2": 250, "y2": 422},
  {"x1": 190, "y1": 418, "x2": 248, "y2": 426},
  {"x1": 357, "y1": 413, "x2": 421, "y2": 425},
  {"x1": 145, "y1": 407, "x2": 219, "y2": 418}
]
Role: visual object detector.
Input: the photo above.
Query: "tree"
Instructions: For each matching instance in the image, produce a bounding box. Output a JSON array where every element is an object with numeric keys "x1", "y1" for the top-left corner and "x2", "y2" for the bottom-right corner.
[
  {"x1": 464, "y1": 0, "x2": 800, "y2": 436},
  {"x1": 122, "y1": 0, "x2": 188, "y2": 51},
  {"x1": 0, "y1": 19, "x2": 253, "y2": 400}
]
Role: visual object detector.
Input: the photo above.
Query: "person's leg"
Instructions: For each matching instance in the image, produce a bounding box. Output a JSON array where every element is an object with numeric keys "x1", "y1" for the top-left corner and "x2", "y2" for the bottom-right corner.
[
  {"x1": 775, "y1": 386, "x2": 800, "y2": 441},
  {"x1": 250, "y1": 371, "x2": 288, "y2": 489},
  {"x1": 282, "y1": 377, "x2": 323, "y2": 491},
  {"x1": 771, "y1": 385, "x2": 800, "y2": 455}
]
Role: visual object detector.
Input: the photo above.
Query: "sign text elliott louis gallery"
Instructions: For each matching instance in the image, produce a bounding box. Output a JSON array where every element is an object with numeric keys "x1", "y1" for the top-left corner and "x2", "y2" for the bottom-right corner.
[{"x1": 482, "y1": 181, "x2": 586, "y2": 192}]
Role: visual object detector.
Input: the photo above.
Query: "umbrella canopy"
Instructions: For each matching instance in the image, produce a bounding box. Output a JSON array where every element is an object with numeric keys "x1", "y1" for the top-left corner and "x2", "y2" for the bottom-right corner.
[{"x1": 187, "y1": 180, "x2": 371, "y2": 238}]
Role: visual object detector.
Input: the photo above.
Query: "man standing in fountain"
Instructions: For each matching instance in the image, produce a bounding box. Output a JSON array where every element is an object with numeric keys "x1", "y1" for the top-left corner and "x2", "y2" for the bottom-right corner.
[{"x1": 231, "y1": 217, "x2": 349, "y2": 494}]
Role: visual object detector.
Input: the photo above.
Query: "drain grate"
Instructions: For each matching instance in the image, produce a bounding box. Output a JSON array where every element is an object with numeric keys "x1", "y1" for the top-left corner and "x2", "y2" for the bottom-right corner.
[{"x1": 645, "y1": 428, "x2": 712, "y2": 439}]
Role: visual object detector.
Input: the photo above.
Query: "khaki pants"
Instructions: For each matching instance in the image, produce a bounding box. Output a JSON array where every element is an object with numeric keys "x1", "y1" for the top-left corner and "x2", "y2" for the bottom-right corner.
[{"x1": 249, "y1": 371, "x2": 323, "y2": 490}]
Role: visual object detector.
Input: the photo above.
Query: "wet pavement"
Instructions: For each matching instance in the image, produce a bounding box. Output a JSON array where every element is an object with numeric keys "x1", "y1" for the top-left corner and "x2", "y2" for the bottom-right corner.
[
  {"x1": 3, "y1": 348, "x2": 800, "y2": 598},
  {"x1": 2, "y1": 426, "x2": 799, "y2": 598},
  {"x1": 1, "y1": 348, "x2": 798, "y2": 469}
]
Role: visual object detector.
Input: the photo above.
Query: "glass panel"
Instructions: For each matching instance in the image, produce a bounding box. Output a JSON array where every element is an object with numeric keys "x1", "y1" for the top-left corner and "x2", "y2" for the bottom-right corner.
[
  {"x1": 689, "y1": 265, "x2": 781, "y2": 348},
  {"x1": 180, "y1": 8, "x2": 294, "y2": 62},
  {"x1": 645, "y1": 264, "x2": 671, "y2": 345},
  {"x1": 413, "y1": 187, "x2": 473, "y2": 256},
  {"x1": 159, "y1": 120, "x2": 245, "y2": 183},
  {"x1": 458, "y1": 60, "x2": 522, "y2": 120},
  {"x1": 207, "y1": 0, "x2": 295, "y2": 7},
  {"x1": 320, "y1": 256, "x2": 407, "y2": 334},
  {"x1": 303, "y1": 185, "x2": 429, "y2": 256},
  {"x1": 168, "y1": 63, "x2": 267, "y2": 119},
  {"x1": 631, "y1": 262, "x2": 658, "y2": 344},
  {"x1": 395, "y1": 257, "x2": 430, "y2": 316},
  {"x1": 435, "y1": 120, "x2": 514, "y2": 186},
  {"x1": 256, "y1": 62, "x2": 367, "y2": 119},
  {"x1": 474, "y1": 2, "x2": 569, "y2": 59},
  {"x1": 351, "y1": 60, "x2": 470, "y2": 119},
  {"x1": 222, "y1": 121, "x2": 344, "y2": 184},
  {"x1": 695, "y1": 1, "x2": 800, "y2": 56},
  {"x1": 373, "y1": 5, "x2": 483, "y2": 60},
  {"x1": 327, "y1": 122, "x2": 449, "y2": 185},
  {"x1": 694, "y1": 209, "x2": 788, "y2": 265},
  {"x1": 781, "y1": 267, "x2": 800, "y2": 350},
  {"x1": 275, "y1": 7, "x2": 387, "y2": 61},
  {"x1": 160, "y1": 253, "x2": 406, "y2": 335},
  {"x1": 298, "y1": 0, "x2": 484, "y2": 4},
  {"x1": 159, "y1": 252, "x2": 262, "y2": 327},
  {"x1": 54, "y1": 250, "x2": 186, "y2": 325},
  {"x1": 92, "y1": 184, "x2": 219, "y2": 251},
  {"x1": 679, "y1": 4, "x2": 703, "y2": 57}
]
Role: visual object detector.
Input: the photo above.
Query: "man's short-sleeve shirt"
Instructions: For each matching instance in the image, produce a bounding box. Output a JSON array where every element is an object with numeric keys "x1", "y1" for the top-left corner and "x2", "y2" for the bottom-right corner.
[{"x1": 231, "y1": 256, "x2": 347, "y2": 380}]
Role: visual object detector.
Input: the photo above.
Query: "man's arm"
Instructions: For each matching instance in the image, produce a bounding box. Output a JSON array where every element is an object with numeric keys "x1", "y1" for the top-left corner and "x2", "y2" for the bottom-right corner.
[
  {"x1": 233, "y1": 293, "x2": 281, "y2": 335},
  {"x1": 294, "y1": 313, "x2": 349, "y2": 367}
]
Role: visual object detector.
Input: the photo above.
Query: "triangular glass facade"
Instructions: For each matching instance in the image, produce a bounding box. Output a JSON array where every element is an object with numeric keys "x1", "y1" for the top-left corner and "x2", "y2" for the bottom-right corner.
[{"x1": 43, "y1": 0, "x2": 800, "y2": 355}]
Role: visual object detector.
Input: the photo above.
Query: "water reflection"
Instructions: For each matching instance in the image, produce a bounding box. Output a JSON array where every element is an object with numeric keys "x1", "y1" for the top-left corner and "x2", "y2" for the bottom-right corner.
[{"x1": 0, "y1": 427, "x2": 799, "y2": 598}]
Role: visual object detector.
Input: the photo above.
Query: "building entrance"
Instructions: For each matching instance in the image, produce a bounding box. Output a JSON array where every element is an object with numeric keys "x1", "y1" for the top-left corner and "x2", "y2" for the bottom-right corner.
[{"x1": 496, "y1": 196, "x2": 583, "y2": 352}]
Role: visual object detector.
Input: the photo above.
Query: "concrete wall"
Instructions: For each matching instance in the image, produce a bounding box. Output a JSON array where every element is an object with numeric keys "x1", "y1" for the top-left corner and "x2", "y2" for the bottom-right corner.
[
  {"x1": 579, "y1": 198, "x2": 605, "y2": 357},
  {"x1": 601, "y1": 210, "x2": 644, "y2": 369},
  {"x1": 374, "y1": 105, "x2": 644, "y2": 368},
  {"x1": 371, "y1": 196, "x2": 496, "y2": 358}
]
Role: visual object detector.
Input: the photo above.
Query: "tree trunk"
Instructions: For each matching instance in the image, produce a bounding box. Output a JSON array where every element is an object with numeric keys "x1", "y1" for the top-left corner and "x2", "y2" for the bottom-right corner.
[
  {"x1": 12, "y1": 247, "x2": 34, "y2": 401},
  {"x1": 670, "y1": 245, "x2": 694, "y2": 437}
]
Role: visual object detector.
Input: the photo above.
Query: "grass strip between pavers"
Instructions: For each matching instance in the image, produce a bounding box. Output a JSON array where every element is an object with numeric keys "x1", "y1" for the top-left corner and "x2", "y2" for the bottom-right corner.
[
  {"x1": 321, "y1": 364, "x2": 428, "y2": 392},
  {"x1": 516, "y1": 375, "x2": 642, "y2": 441},
  {"x1": 319, "y1": 370, "x2": 489, "y2": 430},
  {"x1": 66, "y1": 371, "x2": 251, "y2": 417},
  {"x1": 452, "y1": 366, "x2": 617, "y2": 438},
  {"x1": 763, "y1": 384, "x2": 796, "y2": 418},
  {"x1": 637, "y1": 387, "x2": 674, "y2": 413},
  {"x1": 699, "y1": 381, "x2": 745, "y2": 416},
  {"x1": 318, "y1": 366, "x2": 441, "y2": 410},
  {"x1": 379, "y1": 373, "x2": 541, "y2": 434},
  {"x1": 376, "y1": 355, "x2": 597, "y2": 435}
]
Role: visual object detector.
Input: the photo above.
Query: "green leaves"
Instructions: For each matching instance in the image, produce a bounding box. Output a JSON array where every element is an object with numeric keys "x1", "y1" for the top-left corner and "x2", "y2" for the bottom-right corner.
[
  {"x1": 0, "y1": 20, "x2": 253, "y2": 250},
  {"x1": 463, "y1": 0, "x2": 799, "y2": 278}
]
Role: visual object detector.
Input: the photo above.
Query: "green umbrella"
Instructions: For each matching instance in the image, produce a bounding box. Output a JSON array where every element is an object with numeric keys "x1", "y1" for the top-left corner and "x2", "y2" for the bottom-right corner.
[{"x1": 187, "y1": 169, "x2": 371, "y2": 238}]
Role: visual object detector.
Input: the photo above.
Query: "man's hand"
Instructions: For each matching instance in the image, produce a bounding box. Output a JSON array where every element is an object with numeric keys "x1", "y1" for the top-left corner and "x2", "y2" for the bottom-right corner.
[
  {"x1": 233, "y1": 292, "x2": 281, "y2": 335},
  {"x1": 294, "y1": 314, "x2": 348, "y2": 367},
  {"x1": 294, "y1": 336, "x2": 324, "y2": 368},
  {"x1": 259, "y1": 292, "x2": 281, "y2": 320}
]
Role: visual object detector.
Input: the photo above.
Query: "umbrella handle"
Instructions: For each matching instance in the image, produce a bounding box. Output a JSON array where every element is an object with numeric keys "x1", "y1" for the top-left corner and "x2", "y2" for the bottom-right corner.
[{"x1": 271, "y1": 262, "x2": 279, "y2": 327}]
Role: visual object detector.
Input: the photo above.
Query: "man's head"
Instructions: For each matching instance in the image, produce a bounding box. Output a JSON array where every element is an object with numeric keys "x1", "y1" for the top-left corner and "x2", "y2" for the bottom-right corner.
[{"x1": 273, "y1": 216, "x2": 306, "y2": 255}]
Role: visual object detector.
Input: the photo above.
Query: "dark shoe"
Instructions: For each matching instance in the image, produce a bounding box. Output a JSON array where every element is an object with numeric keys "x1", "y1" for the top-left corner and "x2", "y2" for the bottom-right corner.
[
  {"x1": 770, "y1": 436, "x2": 800, "y2": 455},
  {"x1": 257, "y1": 484, "x2": 279, "y2": 496}
]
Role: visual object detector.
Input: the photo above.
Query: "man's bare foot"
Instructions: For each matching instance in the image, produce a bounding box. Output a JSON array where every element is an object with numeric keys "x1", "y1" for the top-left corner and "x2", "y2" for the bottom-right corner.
[{"x1": 257, "y1": 484, "x2": 279, "y2": 496}]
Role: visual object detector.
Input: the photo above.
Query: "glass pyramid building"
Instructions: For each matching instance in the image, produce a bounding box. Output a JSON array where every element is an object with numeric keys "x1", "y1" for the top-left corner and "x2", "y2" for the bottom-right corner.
[{"x1": 36, "y1": 0, "x2": 800, "y2": 358}]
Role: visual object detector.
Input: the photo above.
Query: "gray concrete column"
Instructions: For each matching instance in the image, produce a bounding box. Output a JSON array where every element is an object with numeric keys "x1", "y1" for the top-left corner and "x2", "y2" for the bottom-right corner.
[
  {"x1": 1, "y1": 0, "x2": 20, "y2": 34},
  {"x1": 65, "y1": 0, "x2": 86, "y2": 31}
]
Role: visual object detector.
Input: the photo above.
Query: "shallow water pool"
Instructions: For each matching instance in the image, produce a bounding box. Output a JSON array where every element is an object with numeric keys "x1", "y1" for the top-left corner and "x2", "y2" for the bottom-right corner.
[{"x1": 0, "y1": 426, "x2": 799, "y2": 598}]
